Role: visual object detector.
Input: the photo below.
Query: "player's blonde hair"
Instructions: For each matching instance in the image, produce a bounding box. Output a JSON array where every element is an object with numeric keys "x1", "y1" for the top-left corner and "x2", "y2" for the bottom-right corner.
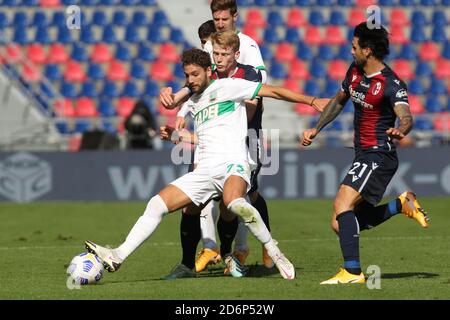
[{"x1": 210, "y1": 31, "x2": 240, "y2": 53}]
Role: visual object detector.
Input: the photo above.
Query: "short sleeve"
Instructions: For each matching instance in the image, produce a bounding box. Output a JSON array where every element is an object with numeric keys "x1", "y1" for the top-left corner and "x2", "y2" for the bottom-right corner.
[
  {"x1": 388, "y1": 78, "x2": 409, "y2": 107},
  {"x1": 222, "y1": 78, "x2": 262, "y2": 102}
]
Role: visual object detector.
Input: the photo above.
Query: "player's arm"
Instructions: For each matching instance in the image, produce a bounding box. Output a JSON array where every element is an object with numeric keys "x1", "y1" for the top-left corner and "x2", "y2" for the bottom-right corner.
[
  {"x1": 301, "y1": 90, "x2": 350, "y2": 147},
  {"x1": 159, "y1": 86, "x2": 190, "y2": 110},
  {"x1": 257, "y1": 84, "x2": 323, "y2": 111},
  {"x1": 160, "y1": 125, "x2": 198, "y2": 145},
  {"x1": 387, "y1": 103, "x2": 413, "y2": 140},
  {"x1": 244, "y1": 98, "x2": 259, "y2": 122}
]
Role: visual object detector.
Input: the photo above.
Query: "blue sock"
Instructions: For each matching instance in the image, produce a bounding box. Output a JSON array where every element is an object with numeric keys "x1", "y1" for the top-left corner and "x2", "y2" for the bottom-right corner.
[
  {"x1": 337, "y1": 211, "x2": 361, "y2": 275},
  {"x1": 355, "y1": 199, "x2": 401, "y2": 231}
]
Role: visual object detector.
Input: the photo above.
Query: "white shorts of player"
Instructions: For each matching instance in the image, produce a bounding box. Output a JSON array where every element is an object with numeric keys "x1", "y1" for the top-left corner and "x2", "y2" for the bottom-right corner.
[{"x1": 170, "y1": 160, "x2": 252, "y2": 207}]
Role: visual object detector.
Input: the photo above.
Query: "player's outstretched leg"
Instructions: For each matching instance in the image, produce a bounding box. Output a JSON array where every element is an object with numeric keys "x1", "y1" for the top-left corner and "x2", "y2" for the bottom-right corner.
[
  {"x1": 85, "y1": 241, "x2": 122, "y2": 273},
  {"x1": 398, "y1": 191, "x2": 429, "y2": 227}
]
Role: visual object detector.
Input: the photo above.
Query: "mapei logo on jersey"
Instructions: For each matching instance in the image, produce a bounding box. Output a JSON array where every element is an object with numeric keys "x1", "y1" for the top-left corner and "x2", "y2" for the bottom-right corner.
[
  {"x1": 0, "y1": 153, "x2": 52, "y2": 203},
  {"x1": 372, "y1": 82, "x2": 382, "y2": 95},
  {"x1": 396, "y1": 89, "x2": 408, "y2": 99}
]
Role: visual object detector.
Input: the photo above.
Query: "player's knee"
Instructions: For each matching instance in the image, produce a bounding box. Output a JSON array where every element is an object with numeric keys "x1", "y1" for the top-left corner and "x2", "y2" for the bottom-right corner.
[
  {"x1": 331, "y1": 218, "x2": 339, "y2": 235},
  {"x1": 145, "y1": 195, "x2": 169, "y2": 219},
  {"x1": 333, "y1": 198, "x2": 353, "y2": 216}
]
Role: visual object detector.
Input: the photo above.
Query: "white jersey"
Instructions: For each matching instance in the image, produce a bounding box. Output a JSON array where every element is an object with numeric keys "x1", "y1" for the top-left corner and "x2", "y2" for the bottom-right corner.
[
  {"x1": 184, "y1": 78, "x2": 262, "y2": 164},
  {"x1": 204, "y1": 31, "x2": 266, "y2": 83}
]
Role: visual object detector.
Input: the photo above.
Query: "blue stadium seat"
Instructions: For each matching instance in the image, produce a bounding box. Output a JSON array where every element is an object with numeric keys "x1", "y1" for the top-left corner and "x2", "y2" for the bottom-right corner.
[
  {"x1": 52, "y1": 11, "x2": 66, "y2": 27},
  {"x1": 122, "y1": 0, "x2": 139, "y2": 4},
  {"x1": 263, "y1": 28, "x2": 280, "y2": 43},
  {"x1": 408, "y1": 79, "x2": 425, "y2": 95},
  {"x1": 166, "y1": 80, "x2": 182, "y2": 94},
  {"x1": 318, "y1": 0, "x2": 334, "y2": 5},
  {"x1": 399, "y1": 0, "x2": 418, "y2": 4},
  {"x1": 336, "y1": 44, "x2": 352, "y2": 60},
  {"x1": 432, "y1": 26, "x2": 447, "y2": 43},
  {"x1": 309, "y1": 11, "x2": 325, "y2": 26},
  {"x1": 398, "y1": 44, "x2": 417, "y2": 60},
  {"x1": 13, "y1": 12, "x2": 28, "y2": 27},
  {"x1": 79, "y1": 81, "x2": 98, "y2": 98},
  {"x1": 323, "y1": 79, "x2": 340, "y2": 97},
  {"x1": 410, "y1": 27, "x2": 427, "y2": 43},
  {"x1": 421, "y1": 0, "x2": 438, "y2": 5},
  {"x1": 270, "y1": 62, "x2": 287, "y2": 79},
  {"x1": 102, "y1": 25, "x2": 117, "y2": 44},
  {"x1": 317, "y1": 45, "x2": 334, "y2": 60},
  {"x1": 32, "y1": 11, "x2": 49, "y2": 27},
  {"x1": 415, "y1": 61, "x2": 432, "y2": 77},
  {"x1": 309, "y1": 60, "x2": 327, "y2": 78},
  {"x1": 122, "y1": 81, "x2": 139, "y2": 97},
  {"x1": 71, "y1": 43, "x2": 89, "y2": 61},
  {"x1": 170, "y1": 28, "x2": 185, "y2": 44},
  {"x1": 125, "y1": 26, "x2": 141, "y2": 43},
  {"x1": 87, "y1": 63, "x2": 105, "y2": 80},
  {"x1": 23, "y1": 0, "x2": 39, "y2": 5},
  {"x1": 442, "y1": 41, "x2": 450, "y2": 59},
  {"x1": 267, "y1": 11, "x2": 284, "y2": 27},
  {"x1": 44, "y1": 64, "x2": 62, "y2": 81},
  {"x1": 112, "y1": 11, "x2": 128, "y2": 26},
  {"x1": 173, "y1": 63, "x2": 184, "y2": 79},
  {"x1": 101, "y1": 80, "x2": 120, "y2": 98},
  {"x1": 13, "y1": 28, "x2": 29, "y2": 45},
  {"x1": 35, "y1": 26, "x2": 52, "y2": 44},
  {"x1": 429, "y1": 78, "x2": 446, "y2": 95},
  {"x1": 304, "y1": 80, "x2": 321, "y2": 96},
  {"x1": 414, "y1": 117, "x2": 434, "y2": 130},
  {"x1": 326, "y1": 136, "x2": 344, "y2": 148},
  {"x1": 275, "y1": 0, "x2": 293, "y2": 5},
  {"x1": 55, "y1": 121, "x2": 71, "y2": 135},
  {"x1": 336, "y1": 0, "x2": 352, "y2": 5},
  {"x1": 92, "y1": 11, "x2": 108, "y2": 26},
  {"x1": 101, "y1": 121, "x2": 118, "y2": 134},
  {"x1": 144, "y1": 80, "x2": 159, "y2": 97},
  {"x1": 57, "y1": 26, "x2": 73, "y2": 44},
  {"x1": 425, "y1": 96, "x2": 444, "y2": 112},
  {"x1": 61, "y1": 81, "x2": 78, "y2": 98},
  {"x1": 75, "y1": 120, "x2": 92, "y2": 134},
  {"x1": 98, "y1": 99, "x2": 116, "y2": 117},
  {"x1": 62, "y1": 0, "x2": 80, "y2": 4},
  {"x1": 153, "y1": 10, "x2": 169, "y2": 26},
  {"x1": 0, "y1": 12, "x2": 8, "y2": 28},
  {"x1": 4, "y1": 0, "x2": 22, "y2": 5},
  {"x1": 285, "y1": 28, "x2": 301, "y2": 44},
  {"x1": 237, "y1": 0, "x2": 254, "y2": 6},
  {"x1": 115, "y1": 43, "x2": 132, "y2": 61},
  {"x1": 256, "y1": 0, "x2": 274, "y2": 5},
  {"x1": 100, "y1": 0, "x2": 120, "y2": 4},
  {"x1": 378, "y1": 0, "x2": 396, "y2": 5},
  {"x1": 40, "y1": 82, "x2": 57, "y2": 99},
  {"x1": 296, "y1": 42, "x2": 313, "y2": 60},
  {"x1": 130, "y1": 62, "x2": 148, "y2": 79},
  {"x1": 411, "y1": 11, "x2": 427, "y2": 26},
  {"x1": 329, "y1": 10, "x2": 346, "y2": 25},
  {"x1": 147, "y1": 26, "x2": 164, "y2": 43},
  {"x1": 80, "y1": 26, "x2": 96, "y2": 44},
  {"x1": 296, "y1": 0, "x2": 313, "y2": 5},
  {"x1": 81, "y1": 0, "x2": 99, "y2": 4},
  {"x1": 139, "y1": 0, "x2": 157, "y2": 4},
  {"x1": 442, "y1": 0, "x2": 450, "y2": 5},
  {"x1": 132, "y1": 11, "x2": 148, "y2": 26},
  {"x1": 137, "y1": 43, "x2": 156, "y2": 61}
]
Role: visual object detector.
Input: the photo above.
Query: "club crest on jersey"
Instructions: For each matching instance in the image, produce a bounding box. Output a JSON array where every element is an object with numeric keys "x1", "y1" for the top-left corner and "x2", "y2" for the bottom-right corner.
[
  {"x1": 352, "y1": 75, "x2": 358, "y2": 82},
  {"x1": 372, "y1": 82, "x2": 382, "y2": 95}
]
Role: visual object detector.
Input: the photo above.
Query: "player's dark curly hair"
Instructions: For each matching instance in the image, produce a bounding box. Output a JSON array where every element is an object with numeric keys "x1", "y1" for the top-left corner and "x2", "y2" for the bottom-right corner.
[
  {"x1": 354, "y1": 22, "x2": 390, "y2": 60},
  {"x1": 181, "y1": 48, "x2": 212, "y2": 70},
  {"x1": 210, "y1": 0, "x2": 238, "y2": 16},
  {"x1": 198, "y1": 20, "x2": 216, "y2": 40}
]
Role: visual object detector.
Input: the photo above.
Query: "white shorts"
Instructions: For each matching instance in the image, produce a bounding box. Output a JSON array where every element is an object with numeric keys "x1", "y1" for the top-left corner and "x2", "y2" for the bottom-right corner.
[{"x1": 170, "y1": 160, "x2": 252, "y2": 206}]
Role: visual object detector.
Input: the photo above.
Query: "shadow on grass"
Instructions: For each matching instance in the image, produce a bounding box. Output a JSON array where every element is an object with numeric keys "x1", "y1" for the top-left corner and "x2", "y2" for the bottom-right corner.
[{"x1": 381, "y1": 272, "x2": 439, "y2": 279}]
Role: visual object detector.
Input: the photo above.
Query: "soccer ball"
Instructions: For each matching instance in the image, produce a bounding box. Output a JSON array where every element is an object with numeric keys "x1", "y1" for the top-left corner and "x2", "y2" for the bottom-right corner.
[{"x1": 67, "y1": 252, "x2": 105, "y2": 285}]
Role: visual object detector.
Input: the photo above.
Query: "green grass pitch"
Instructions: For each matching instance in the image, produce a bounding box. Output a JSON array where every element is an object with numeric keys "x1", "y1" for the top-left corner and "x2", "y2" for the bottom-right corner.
[{"x1": 0, "y1": 198, "x2": 449, "y2": 300}]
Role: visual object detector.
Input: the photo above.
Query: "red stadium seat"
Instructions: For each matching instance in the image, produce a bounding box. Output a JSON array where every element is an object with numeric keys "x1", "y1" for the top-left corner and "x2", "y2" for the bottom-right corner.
[
  {"x1": 116, "y1": 97, "x2": 135, "y2": 118},
  {"x1": 294, "y1": 103, "x2": 319, "y2": 115},
  {"x1": 54, "y1": 98, "x2": 75, "y2": 117},
  {"x1": 27, "y1": 44, "x2": 46, "y2": 64},
  {"x1": 64, "y1": 61, "x2": 86, "y2": 82},
  {"x1": 158, "y1": 103, "x2": 178, "y2": 116},
  {"x1": 289, "y1": 59, "x2": 310, "y2": 80},
  {"x1": 433, "y1": 115, "x2": 450, "y2": 132},
  {"x1": 392, "y1": 59, "x2": 414, "y2": 80},
  {"x1": 107, "y1": 60, "x2": 129, "y2": 81},
  {"x1": 356, "y1": 0, "x2": 377, "y2": 6},
  {"x1": 348, "y1": 9, "x2": 366, "y2": 27},
  {"x1": 419, "y1": 42, "x2": 440, "y2": 61},
  {"x1": 158, "y1": 43, "x2": 179, "y2": 63},
  {"x1": 324, "y1": 26, "x2": 345, "y2": 45},
  {"x1": 22, "y1": 63, "x2": 41, "y2": 82},
  {"x1": 91, "y1": 43, "x2": 112, "y2": 63},
  {"x1": 434, "y1": 59, "x2": 450, "y2": 79},
  {"x1": 328, "y1": 60, "x2": 348, "y2": 80},
  {"x1": 389, "y1": 26, "x2": 408, "y2": 45},
  {"x1": 244, "y1": 9, "x2": 267, "y2": 28},
  {"x1": 40, "y1": 0, "x2": 61, "y2": 7},
  {"x1": 241, "y1": 26, "x2": 262, "y2": 45},
  {"x1": 408, "y1": 95, "x2": 424, "y2": 114},
  {"x1": 68, "y1": 134, "x2": 82, "y2": 152},
  {"x1": 283, "y1": 79, "x2": 302, "y2": 92},
  {"x1": 149, "y1": 61, "x2": 173, "y2": 81},
  {"x1": 5, "y1": 44, "x2": 23, "y2": 64},
  {"x1": 390, "y1": 9, "x2": 410, "y2": 27},
  {"x1": 75, "y1": 98, "x2": 98, "y2": 117},
  {"x1": 275, "y1": 42, "x2": 295, "y2": 62},
  {"x1": 286, "y1": 8, "x2": 307, "y2": 28},
  {"x1": 304, "y1": 27, "x2": 322, "y2": 46},
  {"x1": 47, "y1": 44, "x2": 69, "y2": 64}
]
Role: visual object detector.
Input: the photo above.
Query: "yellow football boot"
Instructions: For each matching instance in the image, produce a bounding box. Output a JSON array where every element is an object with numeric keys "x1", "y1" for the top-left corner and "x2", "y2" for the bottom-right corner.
[
  {"x1": 262, "y1": 245, "x2": 275, "y2": 268},
  {"x1": 320, "y1": 268, "x2": 366, "y2": 285},
  {"x1": 399, "y1": 191, "x2": 429, "y2": 228},
  {"x1": 195, "y1": 248, "x2": 221, "y2": 272}
]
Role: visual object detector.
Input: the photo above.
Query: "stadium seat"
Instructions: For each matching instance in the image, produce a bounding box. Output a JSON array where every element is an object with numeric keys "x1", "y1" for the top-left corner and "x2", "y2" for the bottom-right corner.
[
  {"x1": 304, "y1": 27, "x2": 322, "y2": 45},
  {"x1": 91, "y1": 43, "x2": 112, "y2": 63},
  {"x1": 290, "y1": 59, "x2": 310, "y2": 80},
  {"x1": 258, "y1": 44, "x2": 272, "y2": 61},
  {"x1": 275, "y1": 43, "x2": 295, "y2": 62},
  {"x1": 71, "y1": 43, "x2": 89, "y2": 62},
  {"x1": 263, "y1": 28, "x2": 280, "y2": 44},
  {"x1": 131, "y1": 11, "x2": 148, "y2": 27},
  {"x1": 242, "y1": 27, "x2": 262, "y2": 45},
  {"x1": 317, "y1": 45, "x2": 334, "y2": 61},
  {"x1": 378, "y1": 0, "x2": 396, "y2": 5},
  {"x1": 428, "y1": 78, "x2": 447, "y2": 95},
  {"x1": 116, "y1": 97, "x2": 135, "y2": 117},
  {"x1": 304, "y1": 80, "x2": 321, "y2": 96},
  {"x1": 392, "y1": 59, "x2": 414, "y2": 80},
  {"x1": 121, "y1": 0, "x2": 139, "y2": 5},
  {"x1": 44, "y1": 64, "x2": 62, "y2": 80},
  {"x1": 112, "y1": 11, "x2": 128, "y2": 26},
  {"x1": 431, "y1": 26, "x2": 447, "y2": 43},
  {"x1": 137, "y1": 43, "x2": 156, "y2": 61},
  {"x1": 47, "y1": 43, "x2": 69, "y2": 63},
  {"x1": 173, "y1": 63, "x2": 184, "y2": 79},
  {"x1": 431, "y1": 11, "x2": 447, "y2": 26},
  {"x1": 295, "y1": 102, "x2": 318, "y2": 115},
  {"x1": 324, "y1": 79, "x2": 341, "y2": 97},
  {"x1": 115, "y1": 43, "x2": 132, "y2": 61},
  {"x1": 79, "y1": 81, "x2": 98, "y2": 98},
  {"x1": 75, "y1": 98, "x2": 98, "y2": 117},
  {"x1": 329, "y1": 10, "x2": 346, "y2": 25},
  {"x1": 13, "y1": 12, "x2": 28, "y2": 28},
  {"x1": 64, "y1": 61, "x2": 86, "y2": 82},
  {"x1": 149, "y1": 61, "x2": 173, "y2": 81},
  {"x1": 158, "y1": 43, "x2": 179, "y2": 63},
  {"x1": 101, "y1": 80, "x2": 120, "y2": 98},
  {"x1": 267, "y1": 11, "x2": 284, "y2": 27},
  {"x1": 398, "y1": 43, "x2": 417, "y2": 60},
  {"x1": 336, "y1": 43, "x2": 352, "y2": 60},
  {"x1": 92, "y1": 10, "x2": 108, "y2": 26},
  {"x1": 98, "y1": 99, "x2": 116, "y2": 117},
  {"x1": 86, "y1": 63, "x2": 104, "y2": 80},
  {"x1": 13, "y1": 29, "x2": 29, "y2": 45},
  {"x1": 415, "y1": 61, "x2": 432, "y2": 77},
  {"x1": 390, "y1": 9, "x2": 410, "y2": 27},
  {"x1": 124, "y1": 25, "x2": 141, "y2": 43},
  {"x1": 285, "y1": 28, "x2": 301, "y2": 44},
  {"x1": 56, "y1": 26, "x2": 73, "y2": 44},
  {"x1": 21, "y1": 63, "x2": 41, "y2": 82},
  {"x1": 27, "y1": 44, "x2": 46, "y2": 64},
  {"x1": 286, "y1": 8, "x2": 307, "y2": 28},
  {"x1": 237, "y1": 0, "x2": 254, "y2": 6},
  {"x1": 4, "y1": 44, "x2": 23, "y2": 64},
  {"x1": 255, "y1": 0, "x2": 274, "y2": 6},
  {"x1": 130, "y1": 61, "x2": 147, "y2": 79},
  {"x1": 152, "y1": 10, "x2": 169, "y2": 26},
  {"x1": 54, "y1": 99, "x2": 75, "y2": 117},
  {"x1": 80, "y1": 26, "x2": 97, "y2": 44},
  {"x1": 324, "y1": 26, "x2": 345, "y2": 45},
  {"x1": 32, "y1": 11, "x2": 49, "y2": 27},
  {"x1": 411, "y1": 11, "x2": 428, "y2": 27},
  {"x1": 0, "y1": 12, "x2": 8, "y2": 29},
  {"x1": 296, "y1": 42, "x2": 313, "y2": 60},
  {"x1": 283, "y1": 79, "x2": 301, "y2": 92},
  {"x1": 408, "y1": 95, "x2": 425, "y2": 114},
  {"x1": 419, "y1": 42, "x2": 440, "y2": 61},
  {"x1": 434, "y1": 59, "x2": 450, "y2": 79},
  {"x1": 309, "y1": 10, "x2": 325, "y2": 26},
  {"x1": 147, "y1": 26, "x2": 165, "y2": 43},
  {"x1": 408, "y1": 79, "x2": 425, "y2": 95},
  {"x1": 144, "y1": 80, "x2": 159, "y2": 97},
  {"x1": 348, "y1": 9, "x2": 366, "y2": 27},
  {"x1": 390, "y1": 26, "x2": 408, "y2": 45},
  {"x1": 52, "y1": 11, "x2": 66, "y2": 27},
  {"x1": 107, "y1": 60, "x2": 129, "y2": 81},
  {"x1": 310, "y1": 60, "x2": 327, "y2": 78},
  {"x1": 410, "y1": 27, "x2": 427, "y2": 43},
  {"x1": 170, "y1": 28, "x2": 185, "y2": 44},
  {"x1": 442, "y1": 41, "x2": 450, "y2": 59},
  {"x1": 434, "y1": 116, "x2": 450, "y2": 132},
  {"x1": 270, "y1": 62, "x2": 287, "y2": 79},
  {"x1": 275, "y1": 0, "x2": 293, "y2": 5},
  {"x1": 60, "y1": 81, "x2": 78, "y2": 98},
  {"x1": 356, "y1": 0, "x2": 378, "y2": 5},
  {"x1": 102, "y1": 25, "x2": 117, "y2": 44},
  {"x1": 166, "y1": 80, "x2": 182, "y2": 94},
  {"x1": 122, "y1": 81, "x2": 140, "y2": 97},
  {"x1": 425, "y1": 96, "x2": 444, "y2": 112},
  {"x1": 328, "y1": 60, "x2": 347, "y2": 80},
  {"x1": 414, "y1": 117, "x2": 433, "y2": 130},
  {"x1": 82, "y1": 0, "x2": 100, "y2": 5}
]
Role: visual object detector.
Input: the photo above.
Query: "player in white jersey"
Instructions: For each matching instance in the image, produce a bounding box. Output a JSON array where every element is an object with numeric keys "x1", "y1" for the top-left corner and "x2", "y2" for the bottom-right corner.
[{"x1": 85, "y1": 48, "x2": 321, "y2": 281}]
